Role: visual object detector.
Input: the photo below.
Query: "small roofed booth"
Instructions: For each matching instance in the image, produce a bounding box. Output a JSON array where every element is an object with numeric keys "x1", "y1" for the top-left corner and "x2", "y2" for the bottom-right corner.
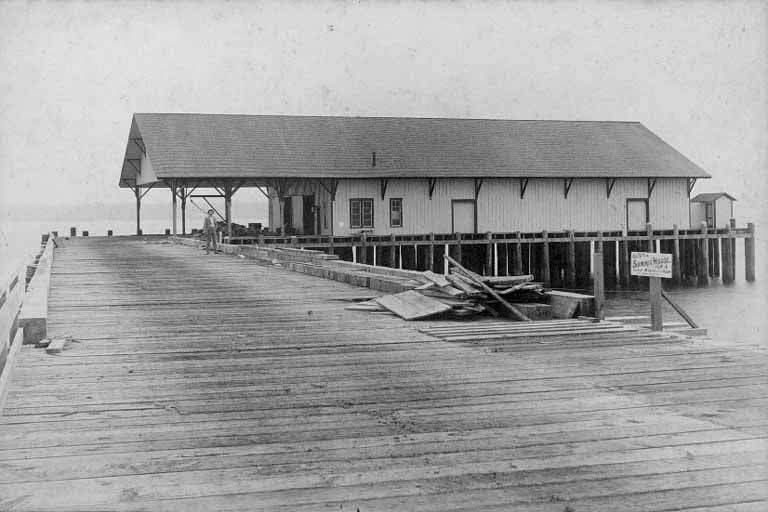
[
  {"x1": 119, "y1": 113, "x2": 711, "y2": 238},
  {"x1": 690, "y1": 193, "x2": 736, "y2": 229}
]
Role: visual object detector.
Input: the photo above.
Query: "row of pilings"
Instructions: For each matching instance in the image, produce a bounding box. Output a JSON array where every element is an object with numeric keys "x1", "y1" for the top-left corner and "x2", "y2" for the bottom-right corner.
[{"x1": 264, "y1": 222, "x2": 755, "y2": 290}]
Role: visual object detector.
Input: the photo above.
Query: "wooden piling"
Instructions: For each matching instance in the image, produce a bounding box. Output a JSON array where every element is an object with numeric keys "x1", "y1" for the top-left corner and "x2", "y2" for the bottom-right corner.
[
  {"x1": 567, "y1": 230, "x2": 576, "y2": 288},
  {"x1": 698, "y1": 222, "x2": 709, "y2": 286},
  {"x1": 360, "y1": 233, "x2": 367, "y2": 265},
  {"x1": 541, "y1": 230, "x2": 551, "y2": 287},
  {"x1": 711, "y1": 238, "x2": 720, "y2": 277},
  {"x1": 745, "y1": 222, "x2": 755, "y2": 282},
  {"x1": 390, "y1": 233, "x2": 397, "y2": 268},
  {"x1": 593, "y1": 252, "x2": 605, "y2": 321},
  {"x1": 514, "y1": 232, "x2": 523, "y2": 275},
  {"x1": 428, "y1": 233, "x2": 435, "y2": 272},
  {"x1": 619, "y1": 237, "x2": 630, "y2": 288},
  {"x1": 672, "y1": 224, "x2": 681, "y2": 285},
  {"x1": 722, "y1": 223, "x2": 734, "y2": 284}
]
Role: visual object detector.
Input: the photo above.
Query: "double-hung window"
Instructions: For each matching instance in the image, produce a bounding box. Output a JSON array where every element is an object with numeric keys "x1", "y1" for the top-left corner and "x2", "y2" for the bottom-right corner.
[
  {"x1": 350, "y1": 198, "x2": 374, "y2": 229},
  {"x1": 390, "y1": 198, "x2": 403, "y2": 228}
]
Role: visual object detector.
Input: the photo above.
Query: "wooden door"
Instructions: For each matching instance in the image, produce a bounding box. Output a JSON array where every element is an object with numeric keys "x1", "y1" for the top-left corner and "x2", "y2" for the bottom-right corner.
[
  {"x1": 626, "y1": 199, "x2": 649, "y2": 231},
  {"x1": 452, "y1": 200, "x2": 476, "y2": 233}
]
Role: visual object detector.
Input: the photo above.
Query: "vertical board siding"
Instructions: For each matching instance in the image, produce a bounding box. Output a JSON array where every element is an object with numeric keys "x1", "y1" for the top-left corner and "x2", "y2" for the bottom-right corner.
[{"x1": 322, "y1": 178, "x2": 690, "y2": 236}]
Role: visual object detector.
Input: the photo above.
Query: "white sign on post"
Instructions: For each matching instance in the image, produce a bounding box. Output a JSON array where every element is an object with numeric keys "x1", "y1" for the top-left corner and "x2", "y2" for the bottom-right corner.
[{"x1": 631, "y1": 252, "x2": 673, "y2": 279}]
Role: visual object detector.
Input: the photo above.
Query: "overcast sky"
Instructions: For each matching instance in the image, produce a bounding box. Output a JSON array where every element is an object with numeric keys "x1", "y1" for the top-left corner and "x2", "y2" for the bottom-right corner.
[{"x1": 1, "y1": 0, "x2": 766, "y2": 225}]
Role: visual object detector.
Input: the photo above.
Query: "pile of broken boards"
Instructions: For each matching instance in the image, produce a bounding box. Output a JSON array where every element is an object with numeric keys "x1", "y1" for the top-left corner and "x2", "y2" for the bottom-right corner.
[{"x1": 346, "y1": 267, "x2": 594, "y2": 322}]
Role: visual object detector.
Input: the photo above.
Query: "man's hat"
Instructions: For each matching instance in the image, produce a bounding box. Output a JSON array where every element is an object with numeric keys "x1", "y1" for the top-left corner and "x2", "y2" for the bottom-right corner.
[{"x1": 208, "y1": 209, "x2": 214, "y2": 214}]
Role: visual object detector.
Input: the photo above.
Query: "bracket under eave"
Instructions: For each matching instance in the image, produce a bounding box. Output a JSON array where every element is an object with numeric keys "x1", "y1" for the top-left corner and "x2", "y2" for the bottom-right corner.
[
  {"x1": 564, "y1": 178, "x2": 574, "y2": 199},
  {"x1": 606, "y1": 178, "x2": 616, "y2": 198},
  {"x1": 648, "y1": 178, "x2": 657, "y2": 198},
  {"x1": 520, "y1": 178, "x2": 529, "y2": 199},
  {"x1": 428, "y1": 178, "x2": 437, "y2": 200}
]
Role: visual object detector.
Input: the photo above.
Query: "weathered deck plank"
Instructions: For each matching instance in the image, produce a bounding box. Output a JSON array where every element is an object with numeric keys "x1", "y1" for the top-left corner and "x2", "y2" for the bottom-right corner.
[{"x1": 0, "y1": 237, "x2": 765, "y2": 511}]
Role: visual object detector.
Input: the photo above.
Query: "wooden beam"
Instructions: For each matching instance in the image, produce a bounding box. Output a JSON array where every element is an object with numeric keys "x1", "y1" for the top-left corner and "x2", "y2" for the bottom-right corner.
[
  {"x1": 380, "y1": 178, "x2": 389, "y2": 201},
  {"x1": 444, "y1": 254, "x2": 531, "y2": 321},
  {"x1": 648, "y1": 178, "x2": 657, "y2": 198},
  {"x1": 661, "y1": 289, "x2": 699, "y2": 328},
  {"x1": 564, "y1": 178, "x2": 574, "y2": 199},
  {"x1": 139, "y1": 183, "x2": 155, "y2": 200},
  {"x1": 606, "y1": 178, "x2": 616, "y2": 198},
  {"x1": 254, "y1": 186, "x2": 270, "y2": 199},
  {"x1": 474, "y1": 178, "x2": 484, "y2": 201},
  {"x1": 126, "y1": 159, "x2": 141, "y2": 175},
  {"x1": 428, "y1": 178, "x2": 437, "y2": 200},
  {"x1": 520, "y1": 178, "x2": 529, "y2": 199},
  {"x1": 131, "y1": 138, "x2": 146, "y2": 155},
  {"x1": 687, "y1": 177, "x2": 698, "y2": 197}
]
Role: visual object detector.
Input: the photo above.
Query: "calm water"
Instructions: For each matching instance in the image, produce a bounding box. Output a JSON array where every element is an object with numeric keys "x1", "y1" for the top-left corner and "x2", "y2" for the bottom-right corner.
[{"x1": 2, "y1": 220, "x2": 766, "y2": 346}]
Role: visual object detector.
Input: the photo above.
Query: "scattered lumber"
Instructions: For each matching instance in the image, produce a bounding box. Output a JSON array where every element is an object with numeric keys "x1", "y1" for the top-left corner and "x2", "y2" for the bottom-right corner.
[
  {"x1": 375, "y1": 290, "x2": 452, "y2": 320},
  {"x1": 345, "y1": 259, "x2": 592, "y2": 323},
  {"x1": 444, "y1": 254, "x2": 531, "y2": 322}
]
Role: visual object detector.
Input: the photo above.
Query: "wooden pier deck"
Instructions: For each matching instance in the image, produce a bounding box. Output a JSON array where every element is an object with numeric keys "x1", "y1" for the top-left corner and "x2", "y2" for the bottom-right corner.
[{"x1": 0, "y1": 237, "x2": 765, "y2": 511}]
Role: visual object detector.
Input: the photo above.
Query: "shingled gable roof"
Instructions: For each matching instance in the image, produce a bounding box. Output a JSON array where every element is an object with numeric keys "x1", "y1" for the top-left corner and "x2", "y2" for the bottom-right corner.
[{"x1": 119, "y1": 113, "x2": 711, "y2": 187}]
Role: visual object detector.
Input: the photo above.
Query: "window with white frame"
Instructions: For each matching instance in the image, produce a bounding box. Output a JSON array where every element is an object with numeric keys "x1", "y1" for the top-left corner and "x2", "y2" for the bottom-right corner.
[
  {"x1": 390, "y1": 198, "x2": 403, "y2": 228},
  {"x1": 350, "y1": 198, "x2": 374, "y2": 229}
]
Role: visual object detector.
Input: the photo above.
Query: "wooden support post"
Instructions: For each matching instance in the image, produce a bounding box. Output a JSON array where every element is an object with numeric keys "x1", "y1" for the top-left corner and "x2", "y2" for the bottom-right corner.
[
  {"x1": 619, "y1": 236, "x2": 630, "y2": 288},
  {"x1": 541, "y1": 230, "x2": 551, "y2": 287},
  {"x1": 722, "y1": 224, "x2": 734, "y2": 284},
  {"x1": 672, "y1": 224, "x2": 681, "y2": 285},
  {"x1": 428, "y1": 233, "x2": 435, "y2": 272},
  {"x1": 567, "y1": 230, "x2": 576, "y2": 288},
  {"x1": 360, "y1": 232, "x2": 367, "y2": 265},
  {"x1": 180, "y1": 188, "x2": 187, "y2": 235},
  {"x1": 730, "y1": 218, "x2": 736, "y2": 264},
  {"x1": 698, "y1": 221, "x2": 709, "y2": 286},
  {"x1": 514, "y1": 231, "x2": 523, "y2": 275},
  {"x1": 646, "y1": 223, "x2": 654, "y2": 251},
  {"x1": 390, "y1": 233, "x2": 397, "y2": 268},
  {"x1": 592, "y1": 252, "x2": 604, "y2": 321},
  {"x1": 485, "y1": 231, "x2": 493, "y2": 276},
  {"x1": 455, "y1": 232, "x2": 462, "y2": 265},
  {"x1": 135, "y1": 187, "x2": 141, "y2": 235},
  {"x1": 328, "y1": 235, "x2": 334, "y2": 255},
  {"x1": 171, "y1": 183, "x2": 178, "y2": 236},
  {"x1": 649, "y1": 276, "x2": 663, "y2": 331},
  {"x1": 745, "y1": 222, "x2": 755, "y2": 282},
  {"x1": 225, "y1": 186, "x2": 233, "y2": 239}
]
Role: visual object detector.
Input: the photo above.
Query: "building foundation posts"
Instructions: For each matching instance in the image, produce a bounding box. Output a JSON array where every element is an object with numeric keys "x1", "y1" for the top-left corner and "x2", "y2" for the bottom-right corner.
[{"x1": 745, "y1": 222, "x2": 756, "y2": 282}]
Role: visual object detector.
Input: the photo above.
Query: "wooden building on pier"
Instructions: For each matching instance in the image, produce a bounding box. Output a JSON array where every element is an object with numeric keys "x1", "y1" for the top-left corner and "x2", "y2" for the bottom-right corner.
[{"x1": 119, "y1": 114, "x2": 710, "y2": 237}]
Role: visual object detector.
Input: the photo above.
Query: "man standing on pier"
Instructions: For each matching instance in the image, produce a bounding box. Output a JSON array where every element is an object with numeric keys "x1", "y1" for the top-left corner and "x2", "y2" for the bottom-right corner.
[{"x1": 203, "y1": 209, "x2": 219, "y2": 254}]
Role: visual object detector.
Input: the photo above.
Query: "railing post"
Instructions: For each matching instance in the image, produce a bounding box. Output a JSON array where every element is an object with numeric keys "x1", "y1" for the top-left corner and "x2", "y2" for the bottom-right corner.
[
  {"x1": 541, "y1": 230, "x2": 551, "y2": 287},
  {"x1": 698, "y1": 221, "x2": 709, "y2": 287},
  {"x1": 745, "y1": 222, "x2": 755, "y2": 282},
  {"x1": 619, "y1": 232, "x2": 630, "y2": 288},
  {"x1": 360, "y1": 232, "x2": 367, "y2": 265},
  {"x1": 514, "y1": 231, "x2": 523, "y2": 275}
]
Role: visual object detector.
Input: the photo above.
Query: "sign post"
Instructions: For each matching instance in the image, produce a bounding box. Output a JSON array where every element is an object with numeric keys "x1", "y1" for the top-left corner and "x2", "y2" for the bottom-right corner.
[{"x1": 631, "y1": 252, "x2": 673, "y2": 331}]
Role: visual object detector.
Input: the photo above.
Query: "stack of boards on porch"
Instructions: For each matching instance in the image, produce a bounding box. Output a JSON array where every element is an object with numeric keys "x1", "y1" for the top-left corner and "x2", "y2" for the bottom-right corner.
[{"x1": 346, "y1": 257, "x2": 594, "y2": 322}]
